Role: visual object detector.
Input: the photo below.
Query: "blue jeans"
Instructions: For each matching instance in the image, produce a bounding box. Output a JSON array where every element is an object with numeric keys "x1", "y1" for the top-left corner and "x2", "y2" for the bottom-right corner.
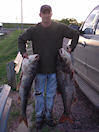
[{"x1": 34, "y1": 73, "x2": 57, "y2": 122}]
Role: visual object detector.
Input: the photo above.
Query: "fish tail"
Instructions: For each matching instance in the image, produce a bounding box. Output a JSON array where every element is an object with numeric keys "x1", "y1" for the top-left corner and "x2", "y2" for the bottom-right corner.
[
  {"x1": 72, "y1": 96, "x2": 78, "y2": 105},
  {"x1": 59, "y1": 113, "x2": 74, "y2": 124}
]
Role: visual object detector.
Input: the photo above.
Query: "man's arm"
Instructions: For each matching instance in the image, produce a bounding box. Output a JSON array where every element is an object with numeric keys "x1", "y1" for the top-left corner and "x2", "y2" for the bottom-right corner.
[
  {"x1": 61, "y1": 24, "x2": 79, "y2": 52},
  {"x1": 18, "y1": 27, "x2": 33, "y2": 57}
]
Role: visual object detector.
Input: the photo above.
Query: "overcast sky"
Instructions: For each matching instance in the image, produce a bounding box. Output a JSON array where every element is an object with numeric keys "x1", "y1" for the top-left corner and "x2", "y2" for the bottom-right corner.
[{"x1": 0, "y1": 0, "x2": 99, "y2": 24}]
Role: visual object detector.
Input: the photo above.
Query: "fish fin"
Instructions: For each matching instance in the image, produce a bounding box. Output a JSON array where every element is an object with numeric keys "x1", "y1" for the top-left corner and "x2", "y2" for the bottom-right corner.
[
  {"x1": 72, "y1": 97, "x2": 78, "y2": 105},
  {"x1": 73, "y1": 79, "x2": 79, "y2": 88},
  {"x1": 59, "y1": 114, "x2": 74, "y2": 124},
  {"x1": 16, "y1": 82, "x2": 21, "y2": 91},
  {"x1": 17, "y1": 96, "x2": 21, "y2": 104},
  {"x1": 16, "y1": 72, "x2": 23, "y2": 91},
  {"x1": 19, "y1": 116, "x2": 28, "y2": 127}
]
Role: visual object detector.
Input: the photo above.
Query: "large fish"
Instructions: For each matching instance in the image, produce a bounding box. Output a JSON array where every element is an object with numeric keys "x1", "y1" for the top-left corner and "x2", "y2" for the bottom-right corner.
[
  {"x1": 56, "y1": 48, "x2": 77, "y2": 123},
  {"x1": 19, "y1": 54, "x2": 39, "y2": 127}
]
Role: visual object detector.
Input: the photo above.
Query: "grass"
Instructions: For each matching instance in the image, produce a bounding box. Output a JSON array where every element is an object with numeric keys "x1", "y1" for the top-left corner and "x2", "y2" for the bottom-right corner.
[
  {"x1": 10, "y1": 110, "x2": 20, "y2": 119},
  {"x1": 42, "y1": 126, "x2": 61, "y2": 132},
  {"x1": 0, "y1": 30, "x2": 22, "y2": 85}
]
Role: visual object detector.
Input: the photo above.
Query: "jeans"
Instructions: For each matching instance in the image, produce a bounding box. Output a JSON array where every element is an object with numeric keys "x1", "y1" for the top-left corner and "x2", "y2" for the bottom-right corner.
[{"x1": 34, "y1": 73, "x2": 57, "y2": 122}]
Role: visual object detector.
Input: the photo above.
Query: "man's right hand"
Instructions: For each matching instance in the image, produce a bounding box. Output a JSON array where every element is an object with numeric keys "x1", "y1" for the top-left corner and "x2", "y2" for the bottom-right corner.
[{"x1": 23, "y1": 52, "x2": 28, "y2": 59}]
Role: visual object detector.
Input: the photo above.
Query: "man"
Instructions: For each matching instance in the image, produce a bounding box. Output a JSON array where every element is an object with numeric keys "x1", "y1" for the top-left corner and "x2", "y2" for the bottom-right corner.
[{"x1": 18, "y1": 4, "x2": 79, "y2": 129}]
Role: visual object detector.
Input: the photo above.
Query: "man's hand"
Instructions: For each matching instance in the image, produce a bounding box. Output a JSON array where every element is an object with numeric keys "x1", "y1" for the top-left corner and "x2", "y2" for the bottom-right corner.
[{"x1": 23, "y1": 52, "x2": 28, "y2": 59}]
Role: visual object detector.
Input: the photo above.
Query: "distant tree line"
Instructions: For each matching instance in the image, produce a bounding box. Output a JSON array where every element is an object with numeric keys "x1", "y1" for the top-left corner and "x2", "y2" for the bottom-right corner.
[{"x1": 56, "y1": 18, "x2": 82, "y2": 26}]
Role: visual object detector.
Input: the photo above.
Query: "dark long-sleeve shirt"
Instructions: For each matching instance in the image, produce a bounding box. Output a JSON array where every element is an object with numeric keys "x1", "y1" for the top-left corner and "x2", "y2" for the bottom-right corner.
[{"x1": 18, "y1": 21, "x2": 79, "y2": 74}]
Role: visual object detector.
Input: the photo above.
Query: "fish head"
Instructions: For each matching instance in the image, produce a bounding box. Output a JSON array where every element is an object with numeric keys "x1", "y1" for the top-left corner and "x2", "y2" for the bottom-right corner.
[
  {"x1": 22, "y1": 54, "x2": 39, "y2": 73},
  {"x1": 58, "y1": 48, "x2": 73, "y2": 73},
  {"x1": 28, "y1": 54, "x2": 39, "y2": 64},
  {"x1": 59, "y1": 48, "x2": 71, "y2": 65}
]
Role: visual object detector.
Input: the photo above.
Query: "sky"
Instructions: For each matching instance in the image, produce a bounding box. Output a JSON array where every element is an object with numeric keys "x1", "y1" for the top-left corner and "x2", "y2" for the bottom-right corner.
[{"x1": 0, "y1": 0, "x2": 99, "y2": 24}]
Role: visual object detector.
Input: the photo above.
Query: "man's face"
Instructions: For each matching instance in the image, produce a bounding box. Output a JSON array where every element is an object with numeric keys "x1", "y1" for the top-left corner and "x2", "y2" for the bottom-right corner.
[{"x1": 40, "y1": 10, "x2": 52, "y2": 23}]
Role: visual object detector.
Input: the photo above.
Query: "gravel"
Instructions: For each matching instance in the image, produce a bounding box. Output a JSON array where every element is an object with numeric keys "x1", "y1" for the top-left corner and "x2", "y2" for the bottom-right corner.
[
  {"x1": 7, "y1": 85, "x2": 99, "y2": 132},
  {"x1": 53, "y1": 86, "x2": 99, "y2": 132}
]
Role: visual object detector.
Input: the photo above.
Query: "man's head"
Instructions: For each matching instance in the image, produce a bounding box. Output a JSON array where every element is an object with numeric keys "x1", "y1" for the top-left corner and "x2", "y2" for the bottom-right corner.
[
  {"x1": 39, "y1": 5, "x2": 52, "y2": 24},
  {"x1": 40, "y1": 5, "x2": 52, "y2": 13}
]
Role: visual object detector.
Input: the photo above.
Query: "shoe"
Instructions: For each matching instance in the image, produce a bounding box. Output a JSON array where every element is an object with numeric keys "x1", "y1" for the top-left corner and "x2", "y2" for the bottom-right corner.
[
  {"x1": 19, "y1": 116, "x2": 28, "y2": 127},
  {"x1": 46, "y1": 119, "x2": 56, "y2": 127},
  {"x1": 36, "y1": 120, "x2": 44, "y2": 129}
]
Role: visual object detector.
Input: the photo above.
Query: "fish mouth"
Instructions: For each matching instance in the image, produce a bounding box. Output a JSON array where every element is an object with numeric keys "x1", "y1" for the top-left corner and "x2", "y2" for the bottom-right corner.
[
  {"x1": 59, "y1": 48, "x2": 65, "y2": 57},
  {"x1": 59, "y1": 48, "x2": 71, "y2": 60},
  {"x1": 35, "y1": 54, "x2": 39, "y2": 61}
]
